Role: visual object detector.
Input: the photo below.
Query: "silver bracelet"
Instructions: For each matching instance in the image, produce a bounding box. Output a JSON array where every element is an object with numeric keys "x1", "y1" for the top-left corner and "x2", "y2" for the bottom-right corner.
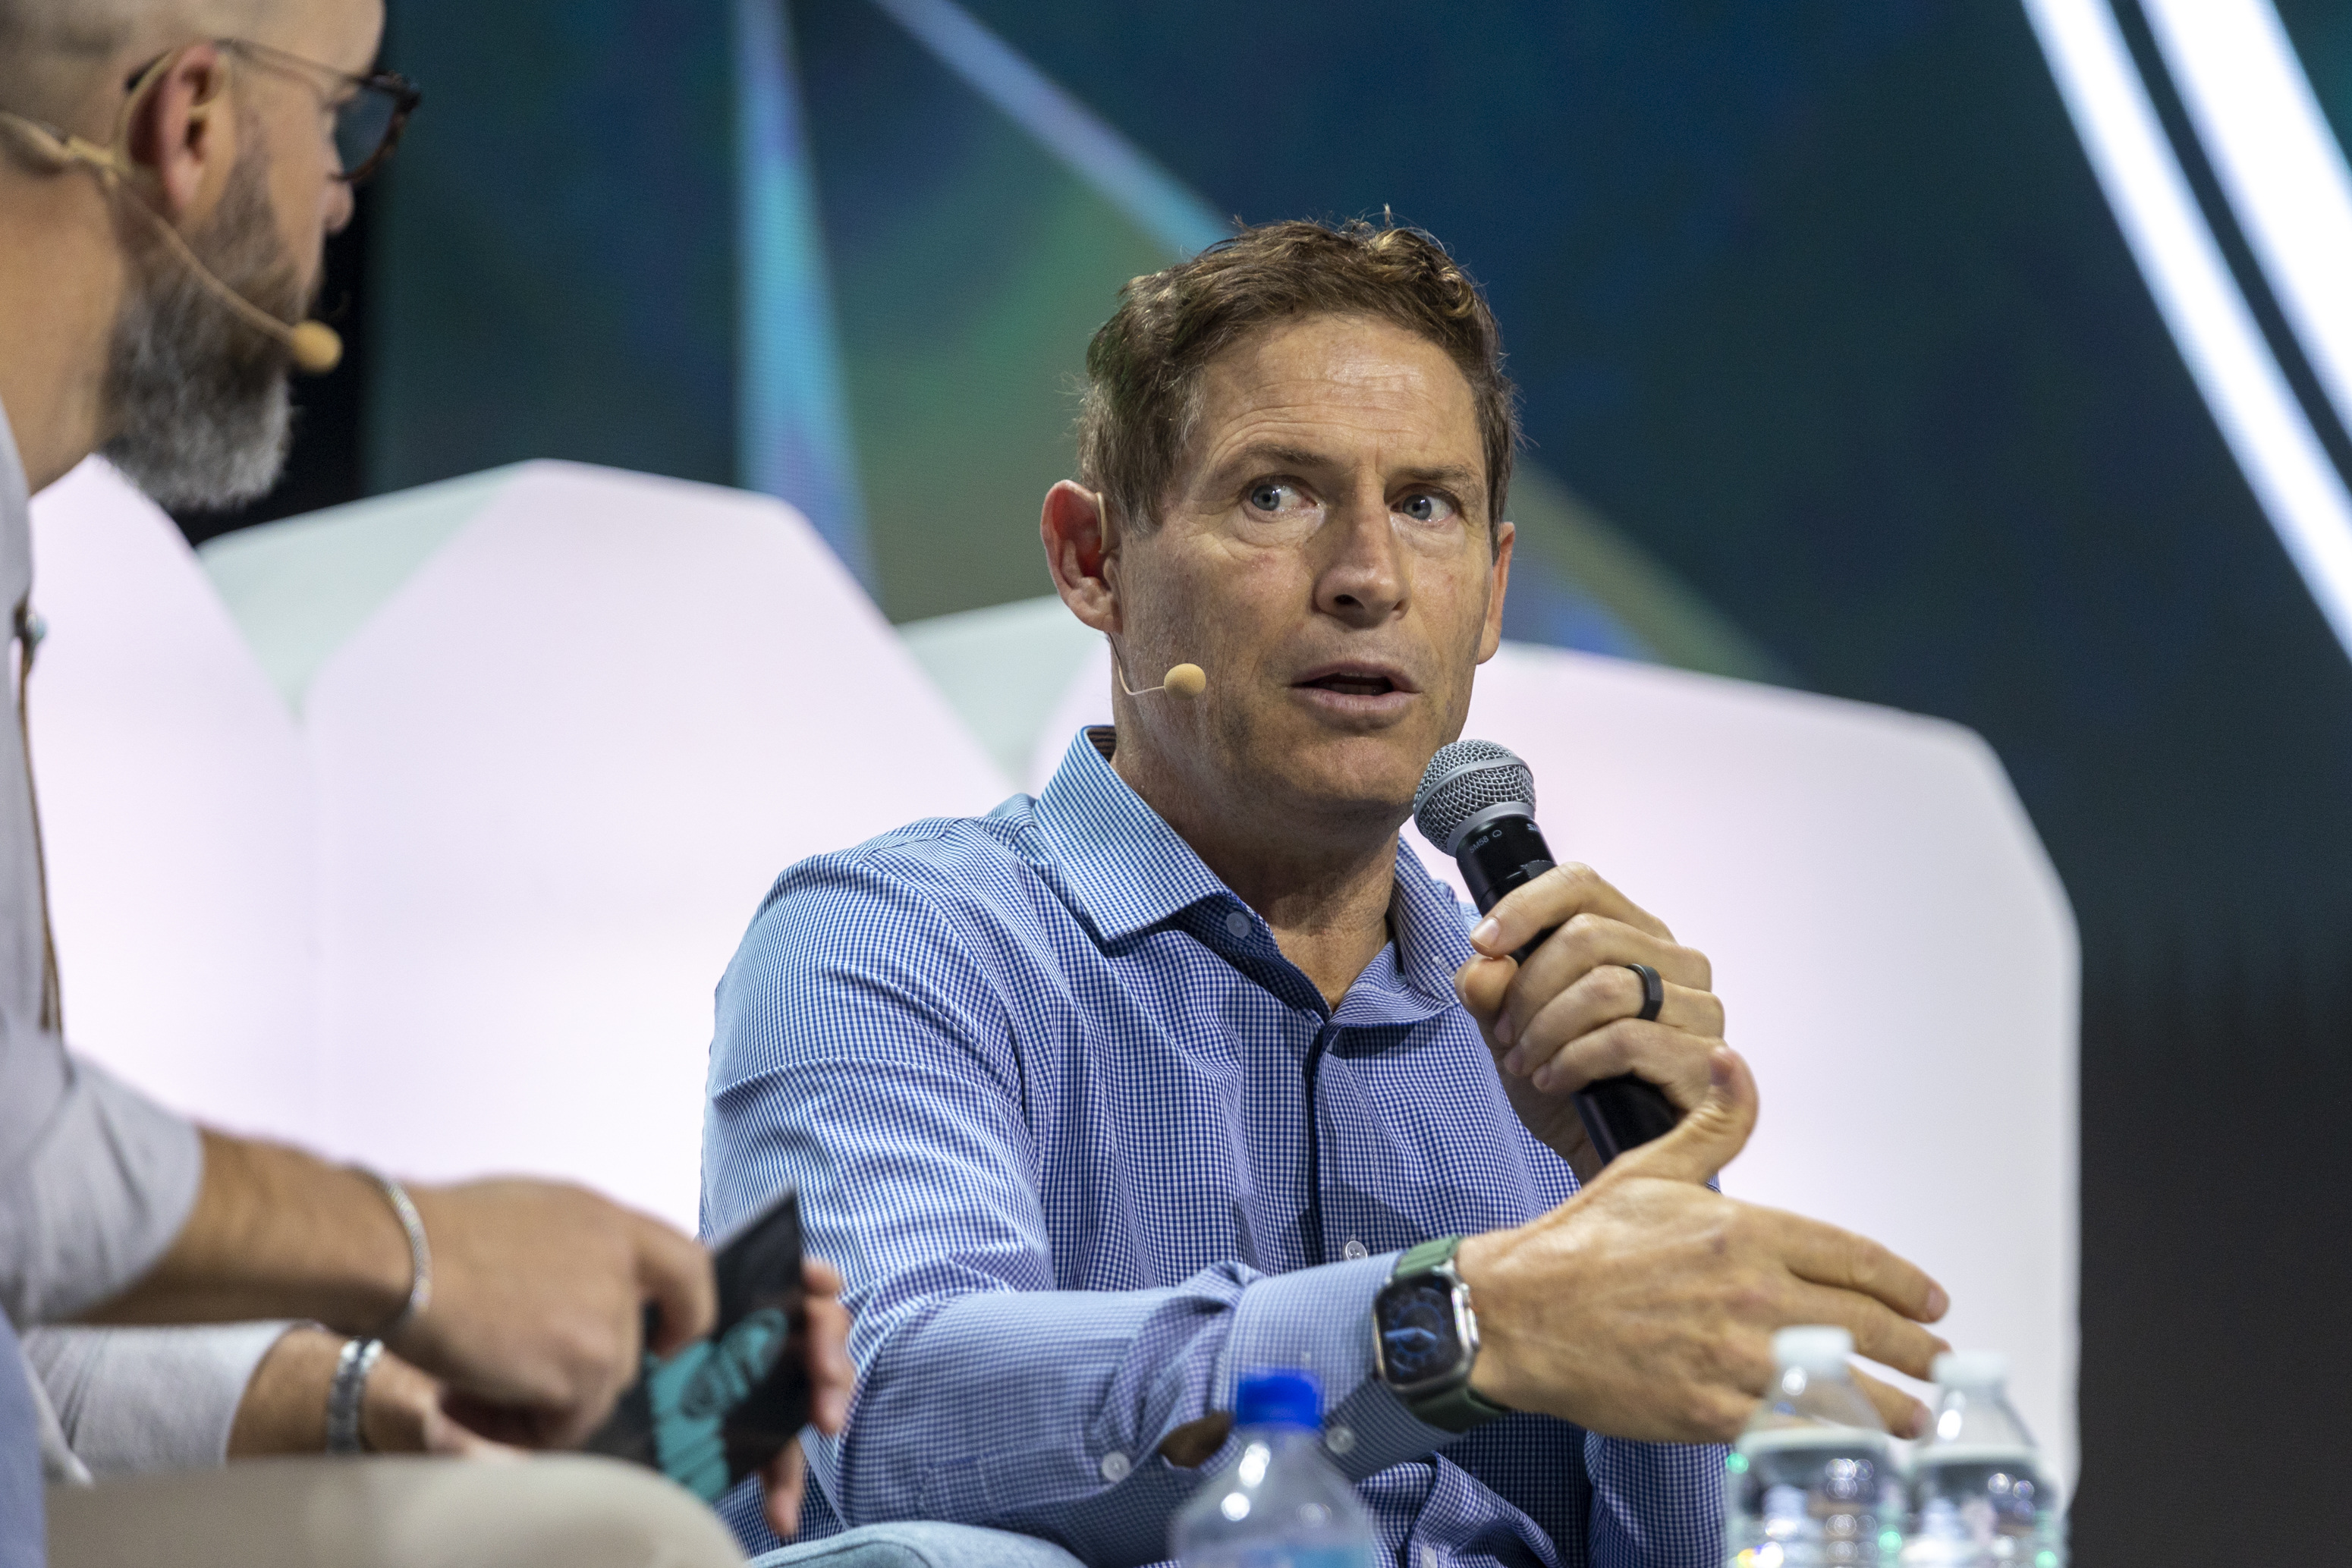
[
  {"x1": 325, "y1": 1337, "x2": 383, "y2": 1454},
  {"x1": 359, "y1": 1169, "x2": 432, "y2": 1340}
]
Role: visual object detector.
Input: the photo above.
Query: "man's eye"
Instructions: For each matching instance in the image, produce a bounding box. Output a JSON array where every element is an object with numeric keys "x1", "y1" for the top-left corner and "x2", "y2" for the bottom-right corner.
[
  {"x1": 1397, "y1": 492, "x2": 1459, "y2": 525},
  {"x1": 1247, "y1": 481, "x2": 1306, "y2": 513}
]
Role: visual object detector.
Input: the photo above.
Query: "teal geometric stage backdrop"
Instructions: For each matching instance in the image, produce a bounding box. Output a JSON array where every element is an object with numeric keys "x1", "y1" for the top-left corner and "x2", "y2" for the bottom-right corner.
[{"x1": 373, "y1": 0, "x2": 1784, "y2": 680}]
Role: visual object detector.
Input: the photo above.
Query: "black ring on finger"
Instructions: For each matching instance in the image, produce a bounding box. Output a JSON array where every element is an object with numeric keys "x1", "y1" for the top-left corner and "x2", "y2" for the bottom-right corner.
[{"x1": 1621, "y1": 962, "x2": 1664, "y2": 1022}]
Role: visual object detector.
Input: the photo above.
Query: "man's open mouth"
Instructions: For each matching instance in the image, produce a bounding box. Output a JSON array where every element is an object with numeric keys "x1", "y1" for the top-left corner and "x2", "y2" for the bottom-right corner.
[
  {"x1": 1295, "y1": 665, "x2": 1414, "y2": 698},
  {"x1": 1306, "y1": 673, "x2": 1398, "y2": 696}
]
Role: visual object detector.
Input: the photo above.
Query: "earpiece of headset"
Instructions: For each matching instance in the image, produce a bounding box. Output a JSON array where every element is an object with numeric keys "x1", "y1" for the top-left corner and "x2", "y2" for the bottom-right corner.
[{"x1": 0, "y1": 110, "x2": 130, "y2": 179}]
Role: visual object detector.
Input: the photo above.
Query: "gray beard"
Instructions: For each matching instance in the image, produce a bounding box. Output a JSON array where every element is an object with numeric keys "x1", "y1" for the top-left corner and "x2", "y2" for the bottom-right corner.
[{"x1": 98, "y1": 150, "x2": 305, "y2": 511}]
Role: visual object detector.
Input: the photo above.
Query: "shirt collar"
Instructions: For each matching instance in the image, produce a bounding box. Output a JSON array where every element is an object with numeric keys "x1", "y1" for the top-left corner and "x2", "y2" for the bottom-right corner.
[
  {"x1": 1030, "y1": 727, "x2": 1234, "y2": 945},
  {"x1": 1030, "y1": 726, "x2": 1470, "y2": 1016},
  {"x1": 1385, "y1": 833, "x2": 1479, "y2": 1009}
]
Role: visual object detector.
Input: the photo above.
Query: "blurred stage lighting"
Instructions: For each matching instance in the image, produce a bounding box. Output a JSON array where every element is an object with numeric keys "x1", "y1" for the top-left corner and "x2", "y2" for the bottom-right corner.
[{"x1": 2025, "y1": 0, "x2": 2352, "y2": 662}]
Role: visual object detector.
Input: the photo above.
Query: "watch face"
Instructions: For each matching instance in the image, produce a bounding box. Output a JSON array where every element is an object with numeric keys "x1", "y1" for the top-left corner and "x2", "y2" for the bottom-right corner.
[{"x1": 1376, "y1": 1279, "x2": 1465, "y2": 1388}]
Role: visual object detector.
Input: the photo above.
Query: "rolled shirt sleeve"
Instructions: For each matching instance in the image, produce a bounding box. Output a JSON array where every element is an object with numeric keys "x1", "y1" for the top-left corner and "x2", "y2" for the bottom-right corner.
[
  {"x1": 21, "y1": 1321, "x2": 294, "y2": 1477},
  {"x1": 0, "y1": 1043, "x2": 203, "y2": 1327},
  {"x1": 706, "y1": 856, "x2": 1455, "y2": 1568}
]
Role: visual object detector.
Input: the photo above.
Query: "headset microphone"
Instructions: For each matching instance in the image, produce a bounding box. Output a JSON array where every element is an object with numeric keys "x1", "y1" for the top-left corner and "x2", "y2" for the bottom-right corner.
[
  {"x1": 1413, "y1": 738, "x2": 1681, "y2": 1165},
  {"x1": 1115, "y1": 652, "x2": 1206, "y2": 699},
  {"x1": 0, "y1": 110, "x2": 344, "y2": 374}
]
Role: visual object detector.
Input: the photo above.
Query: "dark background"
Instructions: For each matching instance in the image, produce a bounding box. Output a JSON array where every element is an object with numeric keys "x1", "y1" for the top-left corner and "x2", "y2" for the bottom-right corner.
[{"x1": 183, "y1": 2, "x2": 2352, "y2": 1555}]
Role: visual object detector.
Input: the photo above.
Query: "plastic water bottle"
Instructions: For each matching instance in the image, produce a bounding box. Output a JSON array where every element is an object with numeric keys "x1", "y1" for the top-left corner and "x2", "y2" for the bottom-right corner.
[
  {"x1": 1725, "y1": 1327, "x2": 1903, "y2": 1568},
  {"x1": 1171, "y1": 1371, "x2": 1378, "y2": 1568},
  {"x1": 1903, "y1": 1352, "x2": 2062, "y2": 1568}
]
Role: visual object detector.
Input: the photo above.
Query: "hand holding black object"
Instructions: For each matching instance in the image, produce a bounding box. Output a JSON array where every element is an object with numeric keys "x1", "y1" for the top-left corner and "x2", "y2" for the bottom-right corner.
[
  {"x1": 580, "y1": 1192, "x2": 855, "y2": 1541},
  {"x1": 1414, "y1": 741, "x2": 1688, "y2": 1167},
  {"x1": 1452, "y1": 862, "x2": 1722, "y2": 1182}
]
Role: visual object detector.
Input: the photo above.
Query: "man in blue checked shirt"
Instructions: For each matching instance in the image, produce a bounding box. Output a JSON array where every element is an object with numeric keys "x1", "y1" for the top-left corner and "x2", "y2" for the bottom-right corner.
[{"x1": 703, "y1": 218, "x2": 1952, "y2": 1568}]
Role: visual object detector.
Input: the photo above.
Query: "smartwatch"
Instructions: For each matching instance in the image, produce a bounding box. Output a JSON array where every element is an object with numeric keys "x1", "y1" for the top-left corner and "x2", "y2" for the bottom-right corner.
[{"x1": 1370, "y1": 1236, "x2": 1510, "y2": 1433}]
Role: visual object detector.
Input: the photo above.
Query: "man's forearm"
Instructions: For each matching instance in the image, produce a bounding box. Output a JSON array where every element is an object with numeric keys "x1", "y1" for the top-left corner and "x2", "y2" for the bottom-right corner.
[{"x1": 77, "y1": 1130, "x2": 413, "y2": 1335}]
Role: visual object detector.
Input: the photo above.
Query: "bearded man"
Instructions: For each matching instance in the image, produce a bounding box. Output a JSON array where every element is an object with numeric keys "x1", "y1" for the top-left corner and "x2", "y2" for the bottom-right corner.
[{"x1": 0, "y1": 2, "x2": 847, "y2": 1564}]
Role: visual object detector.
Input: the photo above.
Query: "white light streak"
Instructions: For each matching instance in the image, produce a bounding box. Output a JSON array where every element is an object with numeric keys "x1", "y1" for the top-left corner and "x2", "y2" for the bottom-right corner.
[
  {"x1": 2142, "y1": 0, "x2": 2352, "y2": 440},
  {"x1": 2022, "y1": 0, "x2": 2352, "y2": 661}
]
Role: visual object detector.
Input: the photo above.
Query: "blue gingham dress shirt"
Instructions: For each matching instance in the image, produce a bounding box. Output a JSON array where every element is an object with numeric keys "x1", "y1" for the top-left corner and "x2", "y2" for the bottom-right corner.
[{"x1": 703, "y1": 727, "x2": 1723, "y2": 1568}]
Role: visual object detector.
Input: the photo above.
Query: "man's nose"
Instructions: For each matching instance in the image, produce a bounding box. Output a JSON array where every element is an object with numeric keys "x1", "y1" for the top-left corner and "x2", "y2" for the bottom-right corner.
[
  {"x1": 325, "y1": 178, "x2": 356, "y2": 236},
  {"x1": 1316, "y1": 498, "x2": 1408, "y2": 624}
]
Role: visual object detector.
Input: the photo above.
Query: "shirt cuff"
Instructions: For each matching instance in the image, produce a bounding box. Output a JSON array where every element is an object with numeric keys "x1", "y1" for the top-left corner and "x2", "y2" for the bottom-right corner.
[
  {"x1": 20, "y1": 1321, "x2": 296, "y2": 1476},
  {"x1": 0, "y1": 1053, "x2": 203, "y2": 1324},
  {"x1": 1222, "y1": 1250, "x2": 1455, "y2": 1478}
]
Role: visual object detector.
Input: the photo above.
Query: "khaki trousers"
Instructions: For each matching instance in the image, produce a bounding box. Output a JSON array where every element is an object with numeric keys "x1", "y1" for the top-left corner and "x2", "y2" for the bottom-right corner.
[{"x1": 47, "y1": 1454, "x2": 749, "y2": 1568}]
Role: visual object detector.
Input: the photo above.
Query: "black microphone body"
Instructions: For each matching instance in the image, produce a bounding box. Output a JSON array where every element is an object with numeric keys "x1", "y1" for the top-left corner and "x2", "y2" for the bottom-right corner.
[{"x1": 1417, "y1": 742, "x2": 1682, "y2": 1166}]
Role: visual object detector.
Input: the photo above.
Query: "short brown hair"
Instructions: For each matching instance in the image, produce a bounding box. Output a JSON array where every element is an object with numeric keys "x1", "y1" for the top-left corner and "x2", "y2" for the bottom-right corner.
[{"x1": 1077, "y1": 217, "x2": 1519, "y2": 541}]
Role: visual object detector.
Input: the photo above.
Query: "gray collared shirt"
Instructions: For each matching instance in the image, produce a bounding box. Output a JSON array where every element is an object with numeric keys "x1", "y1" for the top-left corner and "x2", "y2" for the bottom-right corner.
[{"x1": 0, "y1": 401, "x2": 207, "y2": 1484}]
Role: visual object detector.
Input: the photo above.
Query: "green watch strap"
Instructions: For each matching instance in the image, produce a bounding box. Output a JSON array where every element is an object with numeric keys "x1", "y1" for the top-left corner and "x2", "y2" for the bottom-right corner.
[
  {"x1": 1386, "y1": 1236, "x2": 1511, "y2": 1433},
  {"x1": 1396, "y1": 1235, "x2": 1463, "y2": 1274},
  {"x1": 1411, "y1": 1376, "x2": 1513, "y2": 1434}
]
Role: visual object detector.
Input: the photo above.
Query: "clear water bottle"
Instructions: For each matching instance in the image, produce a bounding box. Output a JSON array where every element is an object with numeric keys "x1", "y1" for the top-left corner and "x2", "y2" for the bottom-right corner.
[
  {"x1": 1171, "y1": 1371, "x2": 1377, "y2": 1568},
  {"x1": 1903, "y1": 1352, "x2": 2062, "y2": 1568},
  {"x1": 1725, "y1": 1326, "x2": 1902, "y2": 1568}
]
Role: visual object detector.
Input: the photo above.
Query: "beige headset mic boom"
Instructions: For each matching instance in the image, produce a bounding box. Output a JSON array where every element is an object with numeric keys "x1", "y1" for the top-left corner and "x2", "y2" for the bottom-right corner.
[
  {"x1": 1092, "y1": 488, "x2": 1206, "y2": 700},
  {"x1": 0, "y1": 109, "x2": 344, "y2": 374},
  {"x1": 1115, "y1": 652, "x2": 1207, "y2": 699}
]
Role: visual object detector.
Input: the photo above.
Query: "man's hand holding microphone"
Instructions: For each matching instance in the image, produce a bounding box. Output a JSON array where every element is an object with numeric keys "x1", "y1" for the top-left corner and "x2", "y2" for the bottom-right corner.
[{"x1": 1425, "y1": 743, "x2": 1950, "y2": 1444}]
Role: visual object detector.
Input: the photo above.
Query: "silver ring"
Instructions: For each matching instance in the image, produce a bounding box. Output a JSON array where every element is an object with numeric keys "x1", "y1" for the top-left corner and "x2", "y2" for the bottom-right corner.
[{"x1": 325, "y1": 1337, "x2": 382, "y2": 1454}]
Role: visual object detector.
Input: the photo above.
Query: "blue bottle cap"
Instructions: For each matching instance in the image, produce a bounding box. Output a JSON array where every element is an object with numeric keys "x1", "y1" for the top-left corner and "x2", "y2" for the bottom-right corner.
[{"x1": 1235, "y1": 1371, "x2": 1322, "y2": 1431}]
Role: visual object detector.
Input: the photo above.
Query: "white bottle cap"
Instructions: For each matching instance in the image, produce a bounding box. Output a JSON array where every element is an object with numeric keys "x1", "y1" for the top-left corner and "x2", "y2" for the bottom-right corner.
[
  {"x1": 1772, "y1": 1326, "x2": 1854, "y2": 1373},
  {"x1": 1932, "y1": 1350, "x2": 2008, "y2": 1387}
]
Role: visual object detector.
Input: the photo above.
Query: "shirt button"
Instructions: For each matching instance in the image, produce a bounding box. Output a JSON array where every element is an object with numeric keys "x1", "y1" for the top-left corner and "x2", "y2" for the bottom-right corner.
[
  {"x1": 1341, "y1": 1239, "x2": 1369, "y2": 1261},
  {"x1": 1099, "y1": 1451, "x2": 1131, "y2": 1483},
  {"x1": 1422, "y1": 1548, "x2": 1442, "y2": 1568},
  {"x1": 1225, "y1": 910, "x2": 1252, "y2": 938},
  {"x1": 1325, "y1": 1423, "x2": 1357, "y2": 1456}
]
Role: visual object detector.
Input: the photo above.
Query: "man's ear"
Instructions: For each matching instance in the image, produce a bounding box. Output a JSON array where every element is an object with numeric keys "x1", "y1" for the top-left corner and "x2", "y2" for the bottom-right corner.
[
  {"x1": 1042, "y1": 480, "x2": 1122, "y2": 636},
  {"x1": 1476, "y1": 520, "x2": 1514, "y2": 664},
  {"x1": 125, "y1": 44, "x2": 231, "y2": 222}
]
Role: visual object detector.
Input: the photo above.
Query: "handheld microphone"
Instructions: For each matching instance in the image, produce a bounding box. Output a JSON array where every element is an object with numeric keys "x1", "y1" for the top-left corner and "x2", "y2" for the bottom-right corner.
[
  {"x1": 0, "y1": 110, "x2": 344, "y2": 373},
  {"x1": 1413, "y1": 739, "x2": 1681, "y2": 1165}
]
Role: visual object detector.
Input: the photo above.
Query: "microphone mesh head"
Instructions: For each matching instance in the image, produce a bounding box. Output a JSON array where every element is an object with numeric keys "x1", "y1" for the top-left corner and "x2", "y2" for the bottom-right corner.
[{"x1": 1413, "y1": 740, "x2": 1536, "y2": 853}]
